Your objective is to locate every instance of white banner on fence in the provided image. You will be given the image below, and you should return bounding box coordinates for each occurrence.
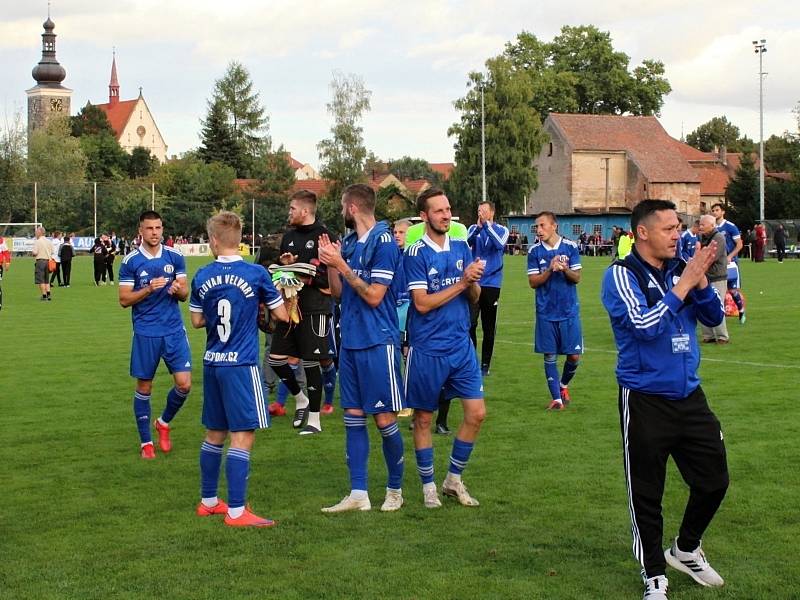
[13,236,98,253]
[174,243,211,256]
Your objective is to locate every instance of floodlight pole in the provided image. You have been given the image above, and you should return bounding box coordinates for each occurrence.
[151,183,155,211]
[34,181,38,224]
[252,198,256,254]
[480,80,487,204]
[753,39,767,222]
[93,182,97,239]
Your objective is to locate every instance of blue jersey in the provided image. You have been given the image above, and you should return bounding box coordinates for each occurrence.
[527,237,582,321]
[467,221,509,288]
[119,245,187,336]
[339,225,401,350]
[716,219,741,260]
[404,235,473,355]
[680,230,698,260]
[189,256,283,367]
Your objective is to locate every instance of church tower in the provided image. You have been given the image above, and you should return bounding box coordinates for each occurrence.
[26,14,72,141]
[109,51,120,105]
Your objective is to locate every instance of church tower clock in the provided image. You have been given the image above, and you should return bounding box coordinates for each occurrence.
[26,15,72,141]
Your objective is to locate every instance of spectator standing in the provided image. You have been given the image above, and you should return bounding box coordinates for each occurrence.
[104,234,117,285]
[601,199,728,600]
[467,201,509,376]
[31,226,53,301]
[50,231,64,287]
[91,236,107,285]
[774,224,787,262]
[697,215,729,344]
[753,222,766,262]
[60,235,74,287]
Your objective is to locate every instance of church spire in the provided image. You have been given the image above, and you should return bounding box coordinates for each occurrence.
[109,49,119,105]
[31,13,66,86]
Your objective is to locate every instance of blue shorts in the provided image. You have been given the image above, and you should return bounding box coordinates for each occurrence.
[404,342,483,411]
[202,364,269,432]
[726,262,740,289]
[534,316,584,355]
[339,344,404,413]
[130,330,192,380]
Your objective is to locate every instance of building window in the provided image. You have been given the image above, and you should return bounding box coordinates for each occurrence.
[700,202,707,213]
[547,142,553,157]
[593,224,602,235]
[530,224,537,234]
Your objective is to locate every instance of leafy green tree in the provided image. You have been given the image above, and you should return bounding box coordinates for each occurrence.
[154,155,238,238]
[127,147,159,179]
[386,156,442,185]
[211,61,270,173]
[448,56,547,219]
[27,118,89,231]
[243,144,296,236]
[686,116,748,152]
[317,70,372,231]
[0,111,29,225]
[763,134,800,173]
[765,177,800,221]
[198,98,246,174]
[725,153,758,231]
[80,132,130,181]
[70,104,115,137]
[503,26,671,120]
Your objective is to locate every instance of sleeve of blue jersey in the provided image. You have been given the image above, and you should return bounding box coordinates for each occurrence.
[569,243,582,270]
[527,245,540,275]
[188,273,203,313]
[118,257,135,286]
[404,247,428,291]
[260,270,284,310]
[174,252,187,278]
[368,237,397,285]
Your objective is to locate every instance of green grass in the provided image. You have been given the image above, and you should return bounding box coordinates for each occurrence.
[1,255,798,599]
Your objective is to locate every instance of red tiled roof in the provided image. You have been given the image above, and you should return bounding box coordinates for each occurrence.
[95,99,137,137]
[235,178,330,197]
[429,162,454,180]
[288,156,304,170]
[671,139,714,161]
[401,179,430,194]
[693,164,730,196]
[548,113,699,183]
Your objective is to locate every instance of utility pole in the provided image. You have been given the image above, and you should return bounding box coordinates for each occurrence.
[480,80,487,203]
[753,39,767,222]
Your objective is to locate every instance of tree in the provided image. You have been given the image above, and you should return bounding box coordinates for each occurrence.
[448,56,547,219]
[317,70,372,231]
[724,153,758,232]
[210,61,270,174]
[80,132,130,181]
[386,156,442,185]
[244,144,296,236]
[503,26,671,121]
[27,118,89,231]
[198,98,245,174]
[70,104,115,137]
[0,111,29,225]
[686,116,749,152]
[763,134,800,173]
[127,147,159,179]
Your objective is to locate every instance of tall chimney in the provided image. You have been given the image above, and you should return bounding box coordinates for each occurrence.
[719,144,727,166]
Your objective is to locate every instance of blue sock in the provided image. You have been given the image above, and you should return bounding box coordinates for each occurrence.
[730,290,744,312]
[200,441,224,499]
[226,448,251,509]
[544,355,561,400]
[378,421,404,490]
[161,386,188,424]
[560,359,580,387]
[133,391,152,444]
[415,447,435,485]
[448,438,474,476]
[344,414,369,491]
[322,363,337,405]
[276,382,289,406]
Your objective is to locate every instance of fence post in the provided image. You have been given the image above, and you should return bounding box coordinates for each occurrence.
[151,183,155,210]
[34,181,38,224]
[93,182,98,239]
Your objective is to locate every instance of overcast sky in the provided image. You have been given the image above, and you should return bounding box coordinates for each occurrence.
[2,1,798,167]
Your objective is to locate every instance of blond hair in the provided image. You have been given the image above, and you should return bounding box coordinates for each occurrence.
[207,211,242,248]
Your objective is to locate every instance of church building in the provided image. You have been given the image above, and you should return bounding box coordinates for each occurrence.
[93,55,169,162]
[26,15,72,140]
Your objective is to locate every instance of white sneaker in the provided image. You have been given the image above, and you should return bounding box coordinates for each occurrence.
[643,575,668,599]
[423,484,442,509]
[664,538,724,587]
[321,494,371,513]
[442,476,480,506]
[380,488,403,512]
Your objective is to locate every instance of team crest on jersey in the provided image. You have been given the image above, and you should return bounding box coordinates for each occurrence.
[164,264,174,274]
[673,276,680,285]
[430,278,440,291]
[305,240,314,249]
[456,259,463,270]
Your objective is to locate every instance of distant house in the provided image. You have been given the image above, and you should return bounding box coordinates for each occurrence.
[288,155,320,180]
[93,55,167,162]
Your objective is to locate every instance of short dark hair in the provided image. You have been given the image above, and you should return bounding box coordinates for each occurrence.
[535,211,557,224]
[139,210,162,223]
[290,189,318,214]
[710,202,724,212]
[631,199,676,236]
[416,187,446,213]
[479,200,496,212]
[342,183,376,212]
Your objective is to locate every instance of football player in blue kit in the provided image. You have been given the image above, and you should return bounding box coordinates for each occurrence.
[190,212,289,528]
[527,211,583,411]
[404,188,487,508]
[119,210,192,459]
[317,184,406,513]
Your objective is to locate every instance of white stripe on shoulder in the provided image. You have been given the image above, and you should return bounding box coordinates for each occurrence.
[406,241,425,256]
[122,250,140,265]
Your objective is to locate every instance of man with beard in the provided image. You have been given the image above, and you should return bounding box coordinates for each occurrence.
[267,189,334,435]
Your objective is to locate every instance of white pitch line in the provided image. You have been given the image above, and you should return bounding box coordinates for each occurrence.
[493,339,800,370]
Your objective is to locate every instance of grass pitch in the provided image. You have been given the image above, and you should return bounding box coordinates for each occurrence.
[1,255,798,599]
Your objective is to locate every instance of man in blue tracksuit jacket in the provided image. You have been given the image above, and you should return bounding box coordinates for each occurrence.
[466,200,509,376]
[601,199,729,600]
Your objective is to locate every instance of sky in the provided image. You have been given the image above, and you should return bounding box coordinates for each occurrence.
[2,0,798,168]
